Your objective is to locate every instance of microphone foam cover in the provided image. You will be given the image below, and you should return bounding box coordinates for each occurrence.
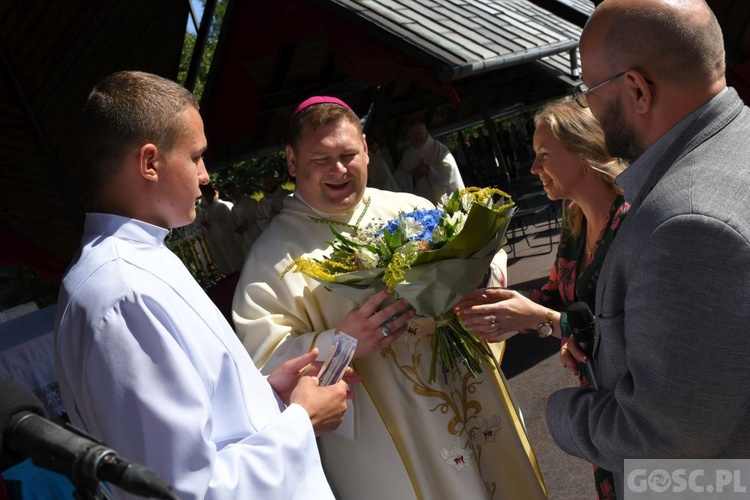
[567,301,594,330]
[0,379,47,466]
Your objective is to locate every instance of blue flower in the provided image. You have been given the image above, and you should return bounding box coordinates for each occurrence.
[383,209,444,242]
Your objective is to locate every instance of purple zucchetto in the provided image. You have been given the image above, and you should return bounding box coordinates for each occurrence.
[292,96,354,117]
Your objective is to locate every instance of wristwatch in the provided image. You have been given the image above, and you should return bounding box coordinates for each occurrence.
[536,309,554,338]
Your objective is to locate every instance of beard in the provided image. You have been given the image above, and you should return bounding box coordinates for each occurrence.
[599,96,640,162]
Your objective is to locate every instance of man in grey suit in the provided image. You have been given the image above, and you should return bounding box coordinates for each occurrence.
[546,0,750,497]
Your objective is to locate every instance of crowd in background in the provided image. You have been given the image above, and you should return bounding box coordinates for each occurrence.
[174,109,543,281]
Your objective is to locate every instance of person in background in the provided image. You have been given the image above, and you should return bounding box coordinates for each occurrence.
[222,181,262,257]
[232,95,546,500]
[256,170,291,231]
[455,97,629,499]
[394,120,465,204]
[55,71,352,499]
[545,0,750,496]
[198,183,244,275]
[365,136,400,191]
[214,186,233,210]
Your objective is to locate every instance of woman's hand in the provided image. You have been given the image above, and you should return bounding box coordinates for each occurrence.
[454,288,548,342]
[560,336,590,382]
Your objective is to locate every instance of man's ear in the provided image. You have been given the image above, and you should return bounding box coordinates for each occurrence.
[138,143,160,183]
[625,70,653,115]
[286,145,297,177]
[361,134,370,168]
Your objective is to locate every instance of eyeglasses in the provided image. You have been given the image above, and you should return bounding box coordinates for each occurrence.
[571,72,626,108]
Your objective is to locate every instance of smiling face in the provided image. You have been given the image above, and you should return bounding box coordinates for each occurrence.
[286,117,368,214]
[530,123,586,201]
[154,107,209,228]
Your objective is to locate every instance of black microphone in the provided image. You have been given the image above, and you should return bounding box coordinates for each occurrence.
[566,302,600,391]
[0,379,179,499]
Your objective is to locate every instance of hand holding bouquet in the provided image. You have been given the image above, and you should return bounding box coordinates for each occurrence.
[284,187,516,382]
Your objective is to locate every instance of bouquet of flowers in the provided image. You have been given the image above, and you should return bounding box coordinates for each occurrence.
[284,187,517,382]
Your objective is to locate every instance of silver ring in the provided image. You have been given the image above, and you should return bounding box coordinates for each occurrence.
[381,325,392,337]
[488,315,496,325]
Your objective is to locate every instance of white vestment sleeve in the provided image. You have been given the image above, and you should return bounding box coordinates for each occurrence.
[55,214,336,500]
[57,283,329,500]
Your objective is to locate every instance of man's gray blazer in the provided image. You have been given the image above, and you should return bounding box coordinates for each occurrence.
[546,87,750,496]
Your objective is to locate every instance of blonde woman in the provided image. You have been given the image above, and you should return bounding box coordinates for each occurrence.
[455,97,629,499]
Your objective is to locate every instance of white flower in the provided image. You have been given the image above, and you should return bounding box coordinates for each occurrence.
[395,240,422,263]
[431,226,447,244]
[438,192,450,207]
[475,415,501,443]
[399,216,424,239]
[460,192,474,212]
[357,247,380,269]
[446,211,467,234]
[440,436,474,471]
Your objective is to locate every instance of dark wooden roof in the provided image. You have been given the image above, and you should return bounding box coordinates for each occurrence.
[0,0,190,265]
[200,0,583,168]
[321,0,582,81]
[1,0,749,274]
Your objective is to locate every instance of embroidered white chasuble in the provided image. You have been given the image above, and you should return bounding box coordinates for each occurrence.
[233,188,547,499]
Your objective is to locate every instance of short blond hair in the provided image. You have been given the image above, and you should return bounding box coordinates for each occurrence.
[81,71,198,187]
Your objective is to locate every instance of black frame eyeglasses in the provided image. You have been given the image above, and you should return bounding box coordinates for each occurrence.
[571,72,626,108]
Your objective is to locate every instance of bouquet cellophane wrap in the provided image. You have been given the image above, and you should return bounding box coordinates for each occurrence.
[312,202,516,317]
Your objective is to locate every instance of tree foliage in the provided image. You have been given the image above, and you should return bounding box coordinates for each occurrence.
[178,0,227,102]
[177,0,289,197]
[212,151,292,198]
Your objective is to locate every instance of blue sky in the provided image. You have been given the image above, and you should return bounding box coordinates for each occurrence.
[186,1,205,34]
